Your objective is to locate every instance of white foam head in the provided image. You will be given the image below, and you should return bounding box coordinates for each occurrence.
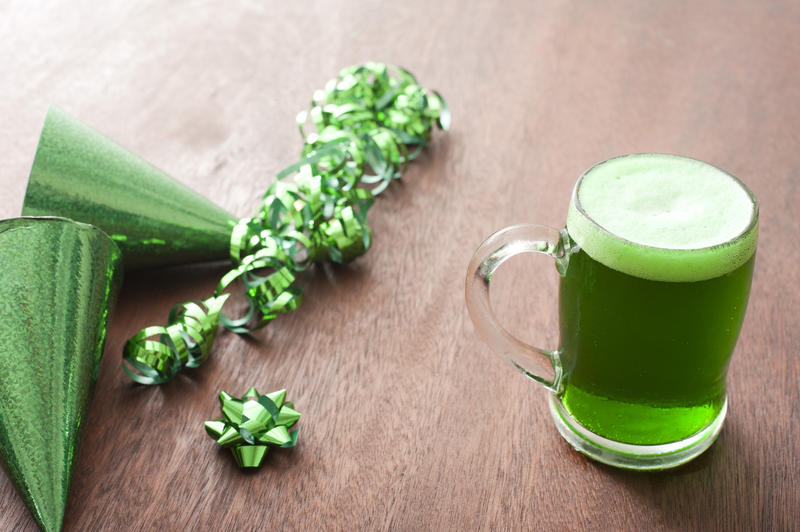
[566,154,758,282]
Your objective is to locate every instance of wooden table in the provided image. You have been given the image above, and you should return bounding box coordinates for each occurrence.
[1,1,798,530]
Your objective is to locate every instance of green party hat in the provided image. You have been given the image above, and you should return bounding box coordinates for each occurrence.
[22,107,238,269]
[0,217,122,532]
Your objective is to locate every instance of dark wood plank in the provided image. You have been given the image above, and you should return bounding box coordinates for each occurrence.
[1,1,798,530]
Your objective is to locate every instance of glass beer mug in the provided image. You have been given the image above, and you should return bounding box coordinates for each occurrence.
[465,153,758,469]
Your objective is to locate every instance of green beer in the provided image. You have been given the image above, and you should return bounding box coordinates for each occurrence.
[466,152,758,468]
[558,153,758,446]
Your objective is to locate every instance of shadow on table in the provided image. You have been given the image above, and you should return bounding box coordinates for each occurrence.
[581,416,766,530]
[117,260,233,310]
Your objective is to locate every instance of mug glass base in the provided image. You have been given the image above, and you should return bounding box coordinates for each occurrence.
[548,393,727,470]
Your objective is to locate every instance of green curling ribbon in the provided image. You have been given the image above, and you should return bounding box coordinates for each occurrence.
[122,294,229,384]
[204,388,300,468]
[215,247,303,333]
[124,61,448,383]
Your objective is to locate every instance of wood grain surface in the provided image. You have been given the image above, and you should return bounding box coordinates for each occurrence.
[1,1,799,530]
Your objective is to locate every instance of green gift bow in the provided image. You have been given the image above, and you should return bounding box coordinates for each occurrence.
[204,388,301,468]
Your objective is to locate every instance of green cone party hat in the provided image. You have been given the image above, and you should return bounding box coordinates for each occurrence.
[22,107,237,269]
[0,217,122,532]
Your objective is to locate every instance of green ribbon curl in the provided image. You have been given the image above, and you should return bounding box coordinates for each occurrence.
[122,294,229,385]
[123,62,449,383]
[204,388,300,468]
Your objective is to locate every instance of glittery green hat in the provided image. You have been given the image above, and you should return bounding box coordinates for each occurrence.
[22,107,237,269]
[0,217,122,532]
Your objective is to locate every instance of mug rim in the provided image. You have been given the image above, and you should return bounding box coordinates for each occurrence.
[570,152,759,254]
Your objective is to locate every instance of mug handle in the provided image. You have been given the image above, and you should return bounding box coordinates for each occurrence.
[465,223,567,393]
